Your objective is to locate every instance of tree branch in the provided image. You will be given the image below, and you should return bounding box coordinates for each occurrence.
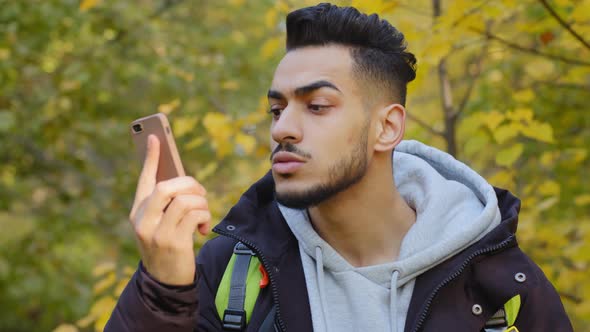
[559,291,583,304]
[454,26,490,118]
[471,27,590,67]
[532,79,590,90]
[539,0,590,50]
[451,0,488,28]
[406,112,445,137]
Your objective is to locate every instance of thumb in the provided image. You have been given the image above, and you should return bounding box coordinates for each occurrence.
[131,135,160,217]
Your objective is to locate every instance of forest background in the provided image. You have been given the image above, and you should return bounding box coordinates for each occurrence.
[0,0,588,331]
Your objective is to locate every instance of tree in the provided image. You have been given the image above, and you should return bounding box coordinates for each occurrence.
[0,0,587,331]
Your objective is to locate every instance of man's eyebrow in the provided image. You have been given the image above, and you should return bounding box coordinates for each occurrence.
[294,80,341,96]
[267,90,285,100]
[267,80,342,100]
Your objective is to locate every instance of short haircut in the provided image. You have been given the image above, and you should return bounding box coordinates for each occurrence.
[286,3,417,106]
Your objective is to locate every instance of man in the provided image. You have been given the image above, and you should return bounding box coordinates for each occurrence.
[106,3,572,331]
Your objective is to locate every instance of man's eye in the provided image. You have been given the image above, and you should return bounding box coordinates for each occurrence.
[308,104,329,112]
[268,108,282,118]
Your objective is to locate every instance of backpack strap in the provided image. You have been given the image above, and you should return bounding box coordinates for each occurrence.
[221,242,255,331]
[258,305,279,332]
[483,294,522,332]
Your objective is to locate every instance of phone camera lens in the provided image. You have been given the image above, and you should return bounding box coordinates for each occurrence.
[132,124,143,133]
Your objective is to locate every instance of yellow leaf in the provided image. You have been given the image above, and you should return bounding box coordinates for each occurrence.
[566,148,587,163]
[351,0,398,14]
[202,112,232,141]
[265,8,278,28]
[575,195,590,206]
[0,48,10,60]
[114,279,128,297]
[458,113,484,137]
[231,31,246,45]
[571,1,590,21]
[94,310,112,332]
[495,143,524,167]
[157,99,181,115]
[525,59,555,79]
[123,266,135,278]
[196,162,218,182]
[52,324,79,332]
[537,196,559,212]
[185,136,206,150]
[422,37,452,64]
[89,296,116,319]
[221,80,240,91]
[79,0,99,11]
[483,111,505,131]
[243,109,267,125]
[76,313,96,328]
[261,37,282,59]
[538,180,560,196]
[540,151,558,167]
[520,121,554,143]
[463,134,489,157]
[92,272,116,295]
[229,0,245,6]
[216,140,234,158]
[488,169,515,188]
[507,108,534,123]
[172,116,198,137]
[91,261,115,278]
[458,12,486,33]
[513,89,535,103]
[493,123,520,144]
[235,133,257,155]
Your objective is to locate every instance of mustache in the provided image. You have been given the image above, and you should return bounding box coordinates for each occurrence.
[270,143,312,161]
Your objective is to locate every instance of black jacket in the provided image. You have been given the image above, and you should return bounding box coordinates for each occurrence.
[106,172,573,331]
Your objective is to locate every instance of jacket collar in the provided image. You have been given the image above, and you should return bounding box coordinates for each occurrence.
[213,173,522,262]
[213,171,296,260]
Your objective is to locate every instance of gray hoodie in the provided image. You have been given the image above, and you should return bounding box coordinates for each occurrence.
[278,140,502,332]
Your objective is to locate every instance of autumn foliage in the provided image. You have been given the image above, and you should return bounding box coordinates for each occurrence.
[0,0,588,331]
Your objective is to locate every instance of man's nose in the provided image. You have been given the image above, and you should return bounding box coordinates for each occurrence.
[270,106,302,144]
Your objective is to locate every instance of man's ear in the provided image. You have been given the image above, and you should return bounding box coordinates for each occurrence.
[374,103,406,152]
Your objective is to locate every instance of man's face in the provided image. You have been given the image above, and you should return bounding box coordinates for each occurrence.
[268,45,373,209]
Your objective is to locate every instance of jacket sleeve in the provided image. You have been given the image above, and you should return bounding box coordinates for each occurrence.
[104,262,198,332]
[513,257,574,331]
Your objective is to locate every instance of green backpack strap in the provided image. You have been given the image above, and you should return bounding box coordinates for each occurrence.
[483,294,522,332]
[503,294,521,326]
[216,242,263,331]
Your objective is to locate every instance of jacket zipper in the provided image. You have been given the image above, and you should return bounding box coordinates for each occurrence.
[214,228,287,332]
[410,235,515,332]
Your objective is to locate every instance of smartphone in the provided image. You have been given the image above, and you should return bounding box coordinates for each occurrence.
[130,113,185,182]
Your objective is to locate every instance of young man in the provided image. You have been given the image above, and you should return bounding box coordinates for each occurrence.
[106,3,572,332]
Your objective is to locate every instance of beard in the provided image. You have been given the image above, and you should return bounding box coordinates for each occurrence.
[274,120,370,209]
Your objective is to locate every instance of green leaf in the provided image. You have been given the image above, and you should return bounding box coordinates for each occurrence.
[495,143,524,167]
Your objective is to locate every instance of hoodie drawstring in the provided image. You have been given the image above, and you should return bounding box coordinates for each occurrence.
[315,246,331,332]
[316,245,401,332]
[390,270,400,332]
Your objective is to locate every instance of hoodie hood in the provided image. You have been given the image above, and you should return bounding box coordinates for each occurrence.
[279,140,502,332]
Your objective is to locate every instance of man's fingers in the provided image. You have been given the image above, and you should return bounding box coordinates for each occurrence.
[178,209,211,237]
[152,195,210,248]
[158,194,208,230]
[142,177,206,217]
[137,135,160,198]
[131,135,160,219]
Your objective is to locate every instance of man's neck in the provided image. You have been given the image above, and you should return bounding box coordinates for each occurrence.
[307,154,416,267]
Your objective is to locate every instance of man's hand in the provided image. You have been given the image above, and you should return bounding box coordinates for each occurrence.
[129,135,211,285]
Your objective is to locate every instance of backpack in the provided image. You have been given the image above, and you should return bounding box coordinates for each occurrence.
[215,242,278,331]
[215,243,522,332]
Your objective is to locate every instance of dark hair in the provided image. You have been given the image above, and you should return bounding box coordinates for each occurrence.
[286,3,417,106]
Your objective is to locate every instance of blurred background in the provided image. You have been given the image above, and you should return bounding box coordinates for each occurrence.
[0,0,588,331]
